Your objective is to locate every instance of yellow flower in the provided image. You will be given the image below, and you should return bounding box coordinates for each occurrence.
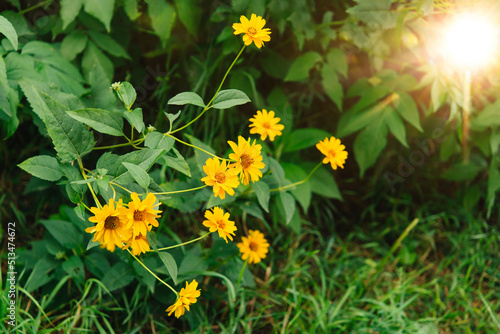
[129,233,150,256]
[166,279,201,318]
[249,109,284,141]
[237,230,269,264]
[316,137,348,170]
[232,13,271,49]
[203,207,237,243]
[120,192,162,237]
[85,199,131,252]
[228,136,265,185]
[201,158,239,199]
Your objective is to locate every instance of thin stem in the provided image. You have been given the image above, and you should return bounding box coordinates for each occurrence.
[270,162,322,193]
[153,184,207,196]
[93,138,144,150]
[165,134,232,162]
[19,0,52,15]
[82,202,92,212]
[169,45,246,134]
[156,233,211,251]
[236,258,249,290]
[77,158,102,209]
[127,248,178,295]
[109,182,133,194]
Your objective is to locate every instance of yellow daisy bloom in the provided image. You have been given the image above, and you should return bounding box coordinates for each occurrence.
[237,230,269,264]
[120,192,162,237]
[316,137,348,170]
[129,233,151,256]
[85,199,131,252]
[232,13,271,49]
[166,279,201,318]
[203,207,237,243]
[201,158,240,199]
[249,109,284,141]
[228,136,265,185]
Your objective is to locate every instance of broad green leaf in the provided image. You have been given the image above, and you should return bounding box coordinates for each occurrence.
[168,92,205,107]
[470,99,500,131]
[62,255,84,285]
[60,31,88,61]
[132,258,157,293]
[123,0,140,20]
[394,92,422,132]
[385,108,408,148]
[211,89,250,109]
[0,15,18,50]
[122,162,150,190]
[252,180,270,213]
[326,48,348,78]
[83,0,115,32]
[283,128,332,153]
[82,42,113,82]
[60,0,84,30]
[25,258,57,292]
[442,162,482,181]
[337,103,388,138]
[284,51,322,81]
[487,163,500,217]
[148,0,176,47]
[115,81,137,110]
[67,108,123,136]
[101,262,135,291]
[346,0,398,29]
[174,0,200,35]
[281,162,311,212]
[164,110,181,131]
[268,157,286,184]
[280,192,296,225]
[158,252,178,284]
[162,148,191,177]
[122,107,145,133]
[321,65,343,111]
[354,119,388,177]
[259,50,291,79]
[41,219,83,249]
[145,131,175,152]
[307,164,342,200]
[88,60,115,109]
[88,31,131,60]
[18,155,63,181]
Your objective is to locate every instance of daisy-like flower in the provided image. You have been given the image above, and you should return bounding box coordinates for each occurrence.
[129,233,151,256]
[237,230,269,264]
[201,158,239,199]
[166,280,201,318]
[316,136,348,170]
[228,136,265,185]
[120,192,162,237]
[232,13,271,49]
[203,207,237,243]
[85,199,131,252]
[249,109,285,141]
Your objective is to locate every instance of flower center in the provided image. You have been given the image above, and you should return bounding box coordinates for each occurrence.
[215,172,226,184]
[328,150,336,158]
[104,216,120,230]
[262,122,271,129]
[216,220,226,230]
[247,27,257,36]
[135,234,143,240]
[240,154,254,169]
[249,241,259,251]
[134,210,145,222]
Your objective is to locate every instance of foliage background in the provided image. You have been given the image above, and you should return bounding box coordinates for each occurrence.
[1,0,499,333]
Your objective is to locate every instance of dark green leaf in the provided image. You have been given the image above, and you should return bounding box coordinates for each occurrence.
[174,0,200,35]
[0,15,18,50]
[162,148,191,177]
[280,191,295,224]
[67,108,123,136]
[385,108,408,147]
[281,162,311,212]
[284,51,322,82]
[41,219,83,249]
[122,162,150,189]
[252,180,270,213]
[18,155,63,181]
[83,0,115,32]
[101,262,135,291]
[123,107,145,133]
[60,31,88,61]
[211,89,251,109]
[145,131,175,152]
[88,31,131,60]
[354,119,388,177]
[394,92,422,132]
[283,128,332,153]
[148,0,176,47]
[158,252,178,284]
[60,0,84,30]
[168,92,205,107]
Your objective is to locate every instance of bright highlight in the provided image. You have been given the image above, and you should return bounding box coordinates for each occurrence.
[440,13,499,69]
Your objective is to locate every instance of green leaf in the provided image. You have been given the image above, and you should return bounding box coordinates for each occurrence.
[394,92,422,132]
[280,192,295,224]
[67,108,123,136]
[326,48,348,78]
[41,219,83,249]
[115,81,137,110]
[60,0,84,30]
[268,157,286,184]
[123,0,140,20]
[88,60,116,109]
[470,99,500,131]
[281,162,311,212]
[252,180,270,213]
[122,162,150,190]
[385,108,408,148]
[18,155,63,181]
[487,163,500,217]
[354,119,388,177]
[122,107,145,133]
[60,31,88,61]
[145,131,175,152]
[0,15,18,50]
[162,148,191,177]
[284,51,322,82]
[185,134,216,168]
[158,252,178,285]
[164,110,181,132]
[82,42,113,82]
[174,0,200,35]
[321,66,343,111]
[307,164,342,200]
[283,128,332,153]
[211,89,251,109]
[101,262,135,291]
[346,0,398,29]
[88,31,131,60]
[62,255,84,285]
[168,92,205,107]
[442,162,482,181]
[83,0,115,32]
[148,0,176,47]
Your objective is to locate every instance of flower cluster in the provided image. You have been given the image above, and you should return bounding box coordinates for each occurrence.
[85,192,161,256]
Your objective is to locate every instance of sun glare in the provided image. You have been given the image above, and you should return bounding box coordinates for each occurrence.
[440,13,499,69]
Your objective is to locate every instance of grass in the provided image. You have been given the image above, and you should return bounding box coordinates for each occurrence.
[4,194,499,333]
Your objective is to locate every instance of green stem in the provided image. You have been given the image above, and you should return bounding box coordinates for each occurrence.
[19,0,52,15]
[153,184,207,196]
[236,258,249,290]
[165,134,232,162]
[77,158,102,209]
[109,182,133,194]
[93,138,144,150]
[127,248,178,296]
[169,45,246,134]
[269,162,322,193]
[157,233,211,251]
